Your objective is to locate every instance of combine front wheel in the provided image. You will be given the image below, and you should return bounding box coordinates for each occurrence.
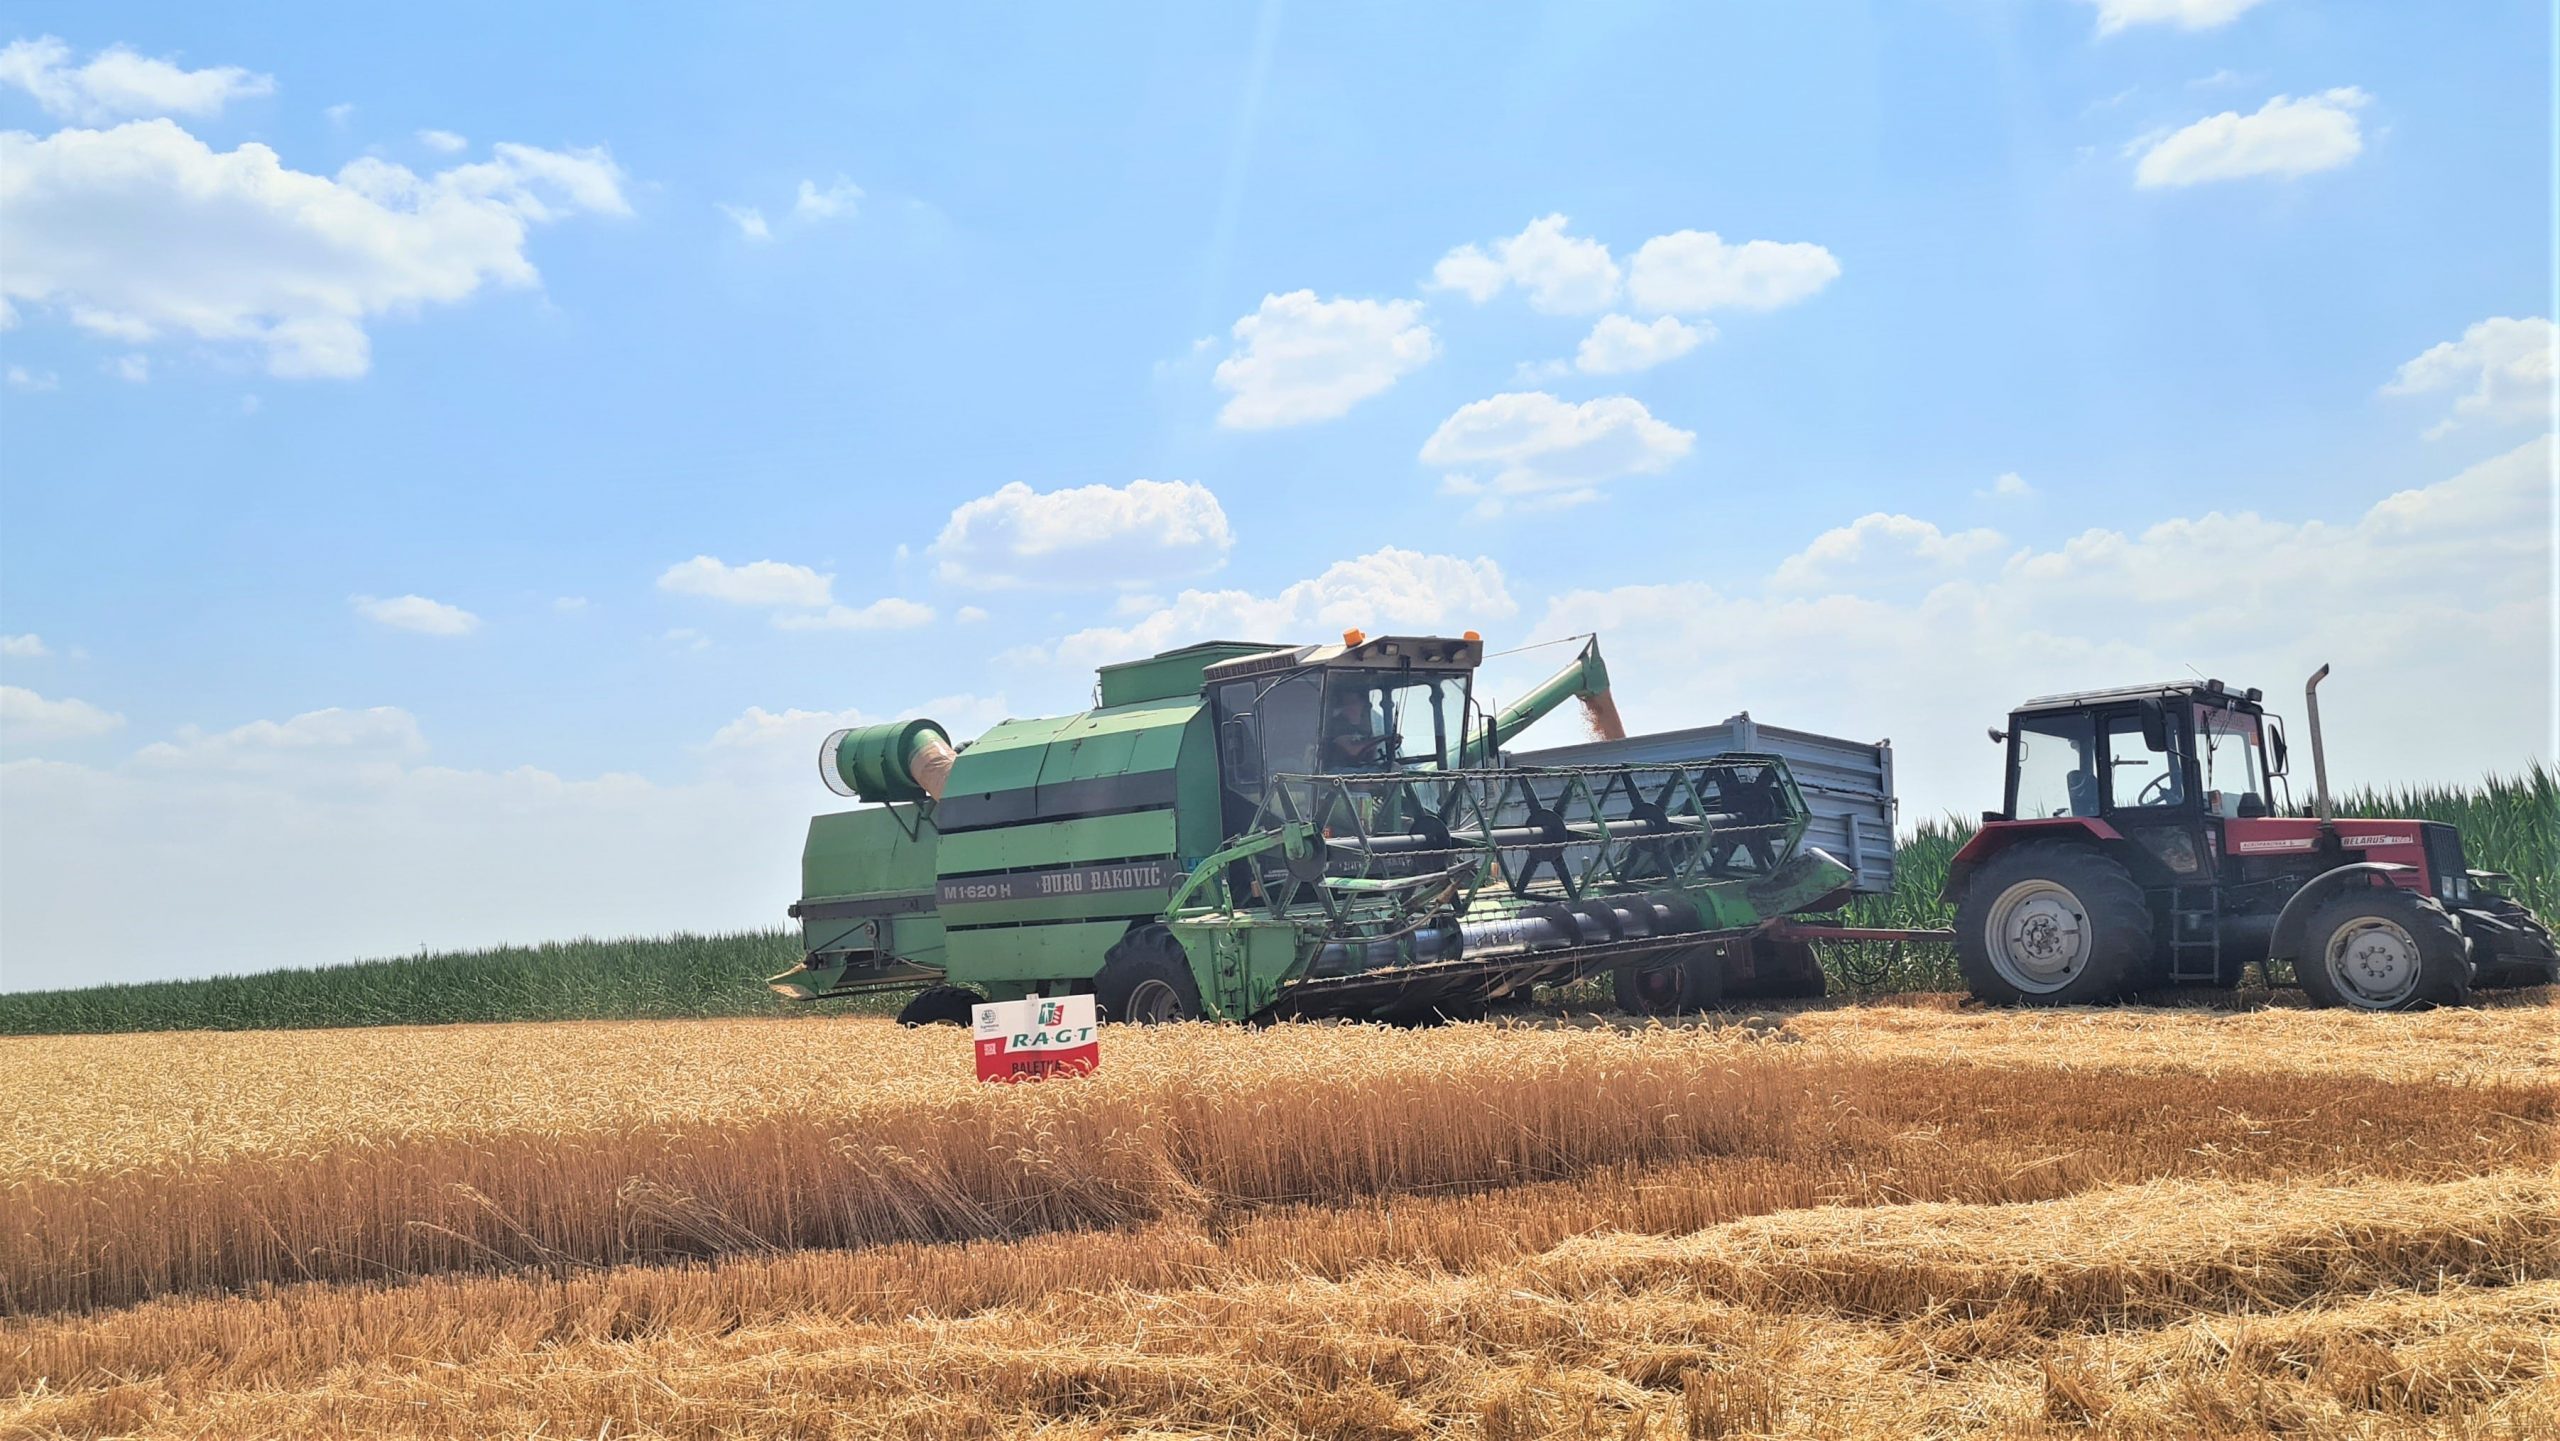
[1096,927,1203,1024]
[1954,843,2151,1006]
[896,985,984,1027]
[1613,946,1724,1016]
[2296,890,2471,1011]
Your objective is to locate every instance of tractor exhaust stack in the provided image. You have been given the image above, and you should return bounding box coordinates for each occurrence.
[2304,663,2334,823]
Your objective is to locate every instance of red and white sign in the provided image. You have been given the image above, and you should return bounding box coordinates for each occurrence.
[972,994,1100,1084]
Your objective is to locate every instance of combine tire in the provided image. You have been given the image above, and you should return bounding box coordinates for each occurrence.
[1726,936,1828,1001]
[896,985,984,1027]
[1096,926,1203,1024]
[2296,889,2471,1011]
[1954,842,2152,1006]
[1613,946,1724,1016]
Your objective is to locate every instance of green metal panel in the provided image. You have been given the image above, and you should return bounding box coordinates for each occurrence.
[801,807,936,913]
[1095,640,1283,708]
[941,713,1079,802]
[938,809,1177,874]
[944,920,1134,992]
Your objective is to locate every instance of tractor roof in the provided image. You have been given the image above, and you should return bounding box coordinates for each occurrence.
[2015,680,2264,713]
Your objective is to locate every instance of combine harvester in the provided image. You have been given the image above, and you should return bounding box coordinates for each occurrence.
[770,634,1897,1023]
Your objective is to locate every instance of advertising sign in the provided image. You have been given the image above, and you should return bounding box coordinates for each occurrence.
[972,994,1100,1083]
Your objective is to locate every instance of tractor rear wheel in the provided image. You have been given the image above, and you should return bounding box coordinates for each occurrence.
[1613,945,1724,1016]
[1954,842,2152,1006]
[2296,889,2471,1011]
[1096,926,1203,1024]
[895,984,984,1027]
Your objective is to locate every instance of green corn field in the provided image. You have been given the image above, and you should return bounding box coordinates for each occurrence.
[1,768,2548,1034]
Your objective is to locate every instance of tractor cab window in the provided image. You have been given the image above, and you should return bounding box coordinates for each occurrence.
[2194,705,2268,817]
[2104,711,2186,811]
[2011,712,2098,819]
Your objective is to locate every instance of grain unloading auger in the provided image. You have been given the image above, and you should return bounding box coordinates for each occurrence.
[770,632,1868,1025]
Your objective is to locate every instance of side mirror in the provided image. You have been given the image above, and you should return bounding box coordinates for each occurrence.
[2267,721,2289,776]
[2138,698,2170,753]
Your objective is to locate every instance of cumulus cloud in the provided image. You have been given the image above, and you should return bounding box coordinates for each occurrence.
[1575,314,1708,374]
[1979,471,2037,501]
[1419,392,1694,516]
[0,120,629,378]
[2382,316,2555,438]
[794,176,862,220]
[718,203,771,241]
[1532,436,2552,824]
[0,634,48,658]
[352,594,480,636]
[1213,291,1437,428]
[2132,89,2369,187]
[0,685,124,743]
[6,365,58,391]
[0,36,273,123]
[1046,548,1516,671]
[1768,514,2007,592]
[769,599,936,632]
[656,556,834,610]
[416,128,468,154]
[1429,214,1621,314]
[2087,0,2270,35]
[1626,231,1841,315]
[933,478,1234,588]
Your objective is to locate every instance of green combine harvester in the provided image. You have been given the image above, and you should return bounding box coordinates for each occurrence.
[770,633,1877,1024]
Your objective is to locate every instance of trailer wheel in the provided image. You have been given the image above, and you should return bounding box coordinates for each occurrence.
[895,985,984,1027]
[1954,842,2151,1006]
[1613,946,1723,1016]
[1096,927,1203,1024]
[2296,889,2471,1011]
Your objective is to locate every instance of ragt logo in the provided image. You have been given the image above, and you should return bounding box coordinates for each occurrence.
[1037,1000,1065,1028]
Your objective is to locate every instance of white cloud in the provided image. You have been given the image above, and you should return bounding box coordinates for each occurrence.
[1575,314,1708,374]
[2382,316,2555,438]
[5,365,57,391]
[324,102,354,127]
[933,479,1235,588]
[0,36,273,123]
[794,176,862,220]
[1626,231,1841,315]
[2132,89,2369,187]
[107,353,148,383]
[0,634,48,658]
[2088,0,2270,36]
[1979,471,2037,500]
[1428,214,1621,314]
[718,203,771,241]
[1212,291,1437,428]
[769,598,936,632]
[1418,392,1694,515]
[0,685,123,742]
[1046,547,1516,671]
[656,556,833,609]
[352,593,480,636]
[1768,513,2007,592]
[1530,436,2553,824]
[1,120,629,378]
[416,129,468,154]
[955,605,990,624]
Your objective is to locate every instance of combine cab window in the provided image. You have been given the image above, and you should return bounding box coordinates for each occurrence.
[1320,672,1467,772]
[2011,712,2098,819]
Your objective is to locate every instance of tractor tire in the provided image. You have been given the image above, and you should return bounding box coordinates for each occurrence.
[1954,841,2153,1006]
[1613,945,1725,1016]
[896,985,984,1027]
[1095,926,1204,1024]
[1726,936,1828,1001]
[2295,889,2472,1011]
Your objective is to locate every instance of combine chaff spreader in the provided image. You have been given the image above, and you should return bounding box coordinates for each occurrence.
[770,634,1884,1023]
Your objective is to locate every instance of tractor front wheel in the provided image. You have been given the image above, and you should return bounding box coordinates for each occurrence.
[2296,889,2471,1011]
[895,985,985,1027]
[1096,927,1204,1024]
[1954,842,2152,1006]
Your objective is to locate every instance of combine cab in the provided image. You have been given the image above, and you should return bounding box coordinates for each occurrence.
[770,634,1879,1023]
[1946,668,2555,1010]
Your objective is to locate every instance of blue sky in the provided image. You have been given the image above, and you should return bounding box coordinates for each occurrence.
[2,1,2551,989]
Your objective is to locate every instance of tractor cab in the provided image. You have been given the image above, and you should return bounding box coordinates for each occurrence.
[1995,679,2290,835]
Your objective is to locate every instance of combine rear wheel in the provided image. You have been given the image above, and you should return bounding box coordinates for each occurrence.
[2296,889,2471,1011]
[896,985,984,1027]
[1613,946,1724,1016]
[1096,926,1203,1024]
[1954,842,2151,1006]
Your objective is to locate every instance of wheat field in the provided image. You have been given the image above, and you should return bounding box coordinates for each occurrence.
[4,998,2554,1438]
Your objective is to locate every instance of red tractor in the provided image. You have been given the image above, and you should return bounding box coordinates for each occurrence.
[1944,667,2555,1011]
